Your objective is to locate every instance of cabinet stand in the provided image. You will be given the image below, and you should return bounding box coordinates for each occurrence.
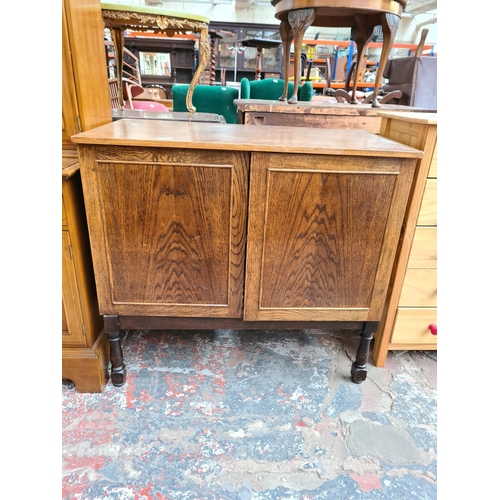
[104,315,374,386]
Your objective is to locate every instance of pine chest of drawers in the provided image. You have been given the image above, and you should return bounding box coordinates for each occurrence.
[372,112,437,366]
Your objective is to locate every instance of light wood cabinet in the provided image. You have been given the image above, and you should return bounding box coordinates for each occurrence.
[62,0,113,391]
[62,157,109,392]
[372,112,437,366]
[73,121,422,387]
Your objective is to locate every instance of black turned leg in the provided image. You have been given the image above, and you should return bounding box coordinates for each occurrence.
[351,321,378,383]
[103,315,126,387]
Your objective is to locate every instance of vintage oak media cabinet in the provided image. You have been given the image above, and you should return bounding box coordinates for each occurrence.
[72,120,422,387]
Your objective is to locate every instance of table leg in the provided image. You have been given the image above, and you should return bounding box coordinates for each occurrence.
[255,46,263,80]
[351,321,378,383]
[287,8,316,104]
[186,25,210,114]
[369,13,400,108]
[349,17,377,104]
[278,20,293,102]
[104,315,126,387]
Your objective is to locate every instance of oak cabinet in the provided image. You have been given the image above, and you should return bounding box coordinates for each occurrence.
[372,112,437,366]
[62,157,109,392]
[74,121,421,387]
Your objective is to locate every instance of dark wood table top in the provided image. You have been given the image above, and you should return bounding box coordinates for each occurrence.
[234,99,435,116]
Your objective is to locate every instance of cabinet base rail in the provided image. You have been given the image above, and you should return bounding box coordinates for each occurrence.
[103,315,376,387]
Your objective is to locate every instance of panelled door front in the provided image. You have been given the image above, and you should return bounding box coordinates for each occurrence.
[79,146,249,318]
[244,152,416,322]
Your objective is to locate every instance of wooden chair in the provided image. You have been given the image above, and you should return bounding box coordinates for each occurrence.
[108,79,121,109]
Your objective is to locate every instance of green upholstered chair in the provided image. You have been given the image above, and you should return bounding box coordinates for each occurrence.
[240,77,314,102]
[172,84,239,124]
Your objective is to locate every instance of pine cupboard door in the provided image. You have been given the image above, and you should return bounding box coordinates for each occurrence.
[244,152,417,322]
[78,146,249,318]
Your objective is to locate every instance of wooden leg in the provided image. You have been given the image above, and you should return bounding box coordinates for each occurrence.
[278,20,292,102]
[288,8,316,104]
[351,321,378,383]
[350,16,376,104]
[370,13,400,108]
[103,315,126,387]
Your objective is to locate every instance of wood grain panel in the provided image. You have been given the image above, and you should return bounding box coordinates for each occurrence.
[79,146,249,317]
[399,268,437,307]
[407,227,437,269]
[260,170,395,308]
[390,308,437,345]
[244,152,417,321]
[416,178,437,226]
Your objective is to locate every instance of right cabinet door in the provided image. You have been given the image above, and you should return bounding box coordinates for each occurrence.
[244,152,416,322]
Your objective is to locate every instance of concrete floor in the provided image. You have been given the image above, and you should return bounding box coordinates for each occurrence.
[62,328,437,499]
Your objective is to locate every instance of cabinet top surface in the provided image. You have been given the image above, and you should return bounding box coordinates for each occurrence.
[235,100,434,117]
[72,120,423,158]
[377,111,438,125]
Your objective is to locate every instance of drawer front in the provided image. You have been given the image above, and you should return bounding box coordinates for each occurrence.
[391,308,437,344]
[399,268,437,307]
[416,178,437,226]
[428,143,437,178]
[407,227,437,269]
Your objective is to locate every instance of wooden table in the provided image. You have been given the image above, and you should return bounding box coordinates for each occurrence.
[101,3,209,113]
[235,99,434,133]
[72,120,422,388]
[271,0,406,106]
[239,38,283,80]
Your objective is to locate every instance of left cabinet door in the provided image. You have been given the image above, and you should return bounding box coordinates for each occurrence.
[79,146,249,319]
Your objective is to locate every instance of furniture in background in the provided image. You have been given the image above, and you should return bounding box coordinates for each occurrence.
[62,0,113,392]
[101,2,210,113]
[239,38,283,80]
[73,120,421,388]
[172,84,239,124]
[63,156,109,392]
[372,111,437,367]
[271,0,406,106]
[235,100,433,132]
[381,56,437,109]
[240,77,313,102]
[123,35,198,98]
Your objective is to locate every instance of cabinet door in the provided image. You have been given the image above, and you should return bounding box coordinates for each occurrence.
[80,146,249,318]
[62,231,87,346]
[244,152,416,322]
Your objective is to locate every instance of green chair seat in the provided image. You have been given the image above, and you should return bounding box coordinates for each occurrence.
[240,78,313,102]
[172,84,239,124]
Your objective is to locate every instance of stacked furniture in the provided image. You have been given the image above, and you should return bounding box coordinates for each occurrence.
[372,111,437,366]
